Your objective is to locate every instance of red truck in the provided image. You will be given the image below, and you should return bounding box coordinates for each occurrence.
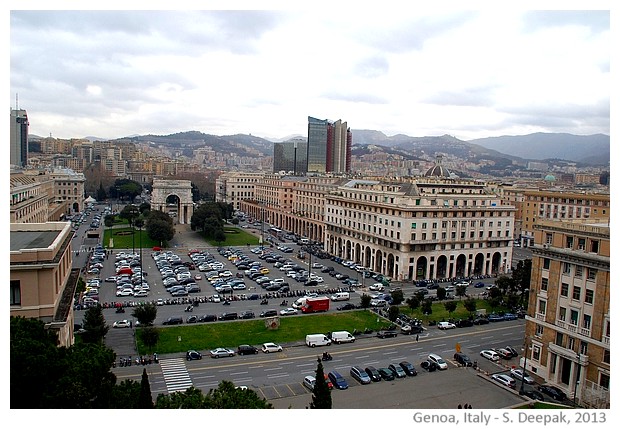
[301,297,330,313]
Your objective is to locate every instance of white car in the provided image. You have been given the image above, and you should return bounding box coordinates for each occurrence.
[491,374,516,388]
[303,375,316,390]
[261,342,282,353]
[510,368,534,384]
[116,288,134,297]
[212,294,221,303]
[437,321,456,330]
[134,290,149,297]
[369,283,385,291]
[279,307,298,316]
[113,320,131,328]
[480,349,500,361]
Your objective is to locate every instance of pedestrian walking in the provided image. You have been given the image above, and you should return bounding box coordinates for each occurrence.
[464,403,468,409]
[416,334,419,342]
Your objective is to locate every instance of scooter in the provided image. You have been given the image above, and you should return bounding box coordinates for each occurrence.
[280,300,288,306]
[260,299,269,305]
[321,352,333,361]
[115,307,125,313]
[184,305,193,312]
[222,300,231,306]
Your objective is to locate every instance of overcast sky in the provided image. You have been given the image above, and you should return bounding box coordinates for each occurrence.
[9,5,611,142]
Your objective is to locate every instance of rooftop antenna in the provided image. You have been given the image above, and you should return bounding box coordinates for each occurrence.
[15,93,18,110]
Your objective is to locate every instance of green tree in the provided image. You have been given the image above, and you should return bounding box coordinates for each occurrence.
[309,358,332,409]
[104,214,116,228]
[155,383,272,409]
[406,295,420,312]
[81,304,109,344]
[146,211,174,245]
[444,300,458,316]
[119,204,140,226]
[463,297,477,314]
[96,182,107,201]
[10,316,117,408]
[436,286,447,300]
[421,299,433,316]
[110,379,141,408]
[155,386,206,408]
[359,294,371,309]
[455,284,468,299]
[110,179,142,202]
[214,228,226,244]
[390,289,404,305]
[387,305,400,322]
[132,302,157,326]
[138,368,154,408]
[139,326,160,352]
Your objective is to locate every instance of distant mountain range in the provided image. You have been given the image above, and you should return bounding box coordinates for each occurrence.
[31,130,609,167]
[352,130,609,166]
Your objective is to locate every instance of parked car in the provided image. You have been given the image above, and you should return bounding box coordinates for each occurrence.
[240,311,255,319]
[455,319,474,328]
[113,319,131,328]
[488,313,505,322]
[492,374,516,388]
[279,307,298,316]
[538,384,567,401]
[420,360,438,372]
[454,352,473,367]
[237,344,259,355]
[163,316,183,325]
[350,366,372,384]
[437,321,456,330]
[473,317,490,325]
[428,353,448,370]
[186,315,198,323]
[197,314,217,322]
[495,348,513,359]
[260,310,278,318]
[209,347,235,358]
[480,349,500,361]
[328,371,349,389]
[377,367,395,381]
[388,364,407,379]
[523,389,544,401]
[261,342,282,353]
[365,366,382,382]
[219,312,238,321]
[337,303,356,311]
[376,329,398,339]
[399,361,418,376]
[186,350,202,360]
[510,368,534,384]
[505,346,520,357]
[303,375,316,391]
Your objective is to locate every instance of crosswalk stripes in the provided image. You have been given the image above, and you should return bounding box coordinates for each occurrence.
[159,358,193,393]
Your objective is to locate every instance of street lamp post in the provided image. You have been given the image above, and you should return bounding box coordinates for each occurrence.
[519,339,530,395]
[573,354,581,406]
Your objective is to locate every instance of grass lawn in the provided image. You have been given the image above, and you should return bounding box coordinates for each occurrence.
[103,227,163,249]
[136,310,390,354]
[203,227,261,247]
[396,299,507,324]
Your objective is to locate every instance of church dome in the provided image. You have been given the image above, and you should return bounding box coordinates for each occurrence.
[424,155,451,178]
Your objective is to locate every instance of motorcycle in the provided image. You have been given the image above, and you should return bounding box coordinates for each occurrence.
[260,299,269,305]
[321,352,333,361]
[222,300,231,306]
[115,307,125,313]
[280,300,288,306]
[184,305,193,312]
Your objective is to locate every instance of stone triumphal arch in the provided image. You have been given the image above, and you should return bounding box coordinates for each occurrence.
[151,178,193,224]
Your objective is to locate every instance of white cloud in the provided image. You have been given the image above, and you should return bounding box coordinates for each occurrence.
[8,8,610,141]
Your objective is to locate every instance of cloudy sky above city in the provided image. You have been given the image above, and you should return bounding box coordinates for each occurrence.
[9,4,611,142]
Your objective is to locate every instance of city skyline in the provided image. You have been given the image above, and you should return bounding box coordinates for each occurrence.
[9,7,610,142]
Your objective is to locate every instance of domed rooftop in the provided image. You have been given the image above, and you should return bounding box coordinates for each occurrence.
[544,174,556,182]
[424,155,451,178]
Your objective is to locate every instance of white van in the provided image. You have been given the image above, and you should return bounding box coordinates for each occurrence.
[305,334,332,347]
[428,353,448,370]
[293,297,308,309]
[331,331,355,344]
[330,292,350,302]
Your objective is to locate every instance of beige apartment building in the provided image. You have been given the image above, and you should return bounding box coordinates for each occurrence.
[521,190,610,247]
[238,169,515,281]
[10,222,80,347]
[216,172,263,210]
[324,178,515,281]
[525,219,610,408]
